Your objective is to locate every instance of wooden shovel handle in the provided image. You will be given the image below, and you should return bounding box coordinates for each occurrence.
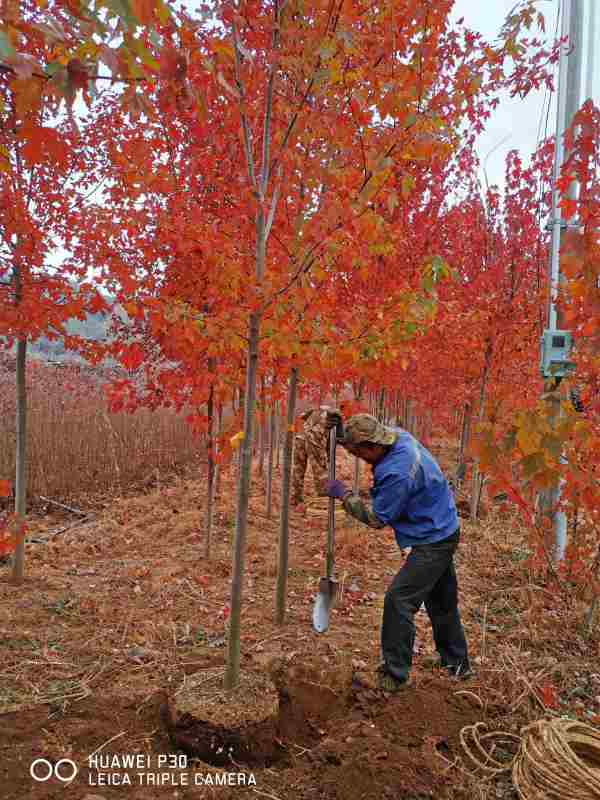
[326,426,336,580]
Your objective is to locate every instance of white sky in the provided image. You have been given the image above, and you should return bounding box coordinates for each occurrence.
[452,0,598,192]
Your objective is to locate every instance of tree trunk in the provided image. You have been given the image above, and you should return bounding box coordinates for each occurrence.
[215,402,224,497]
[205,377,215,559]
[584,597,599,636]
[275,408,281,470]
[377,389,385,421]
[275,367,298,625]
[352,379,364,493]
[266,402,276,519]
[236,386,245,470]
[470,347,492,522]
[257,377,266,476]
[455,402,472,484]
[11,337,27,584]
[405,399,413,434]
[225,313,260,690]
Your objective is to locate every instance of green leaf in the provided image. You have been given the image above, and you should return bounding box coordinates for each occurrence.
[430,255,449,281]
[44,61,64,77]
[319,40,337,61]
[401,175,415,197]
[501,428,517,452]
[102,0,137,30]
[520,452,546,479]
[540,434,562,460]
[0,30,15,60]
[129,36,159,71]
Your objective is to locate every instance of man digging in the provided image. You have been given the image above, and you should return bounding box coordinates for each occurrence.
[324,413,471,693]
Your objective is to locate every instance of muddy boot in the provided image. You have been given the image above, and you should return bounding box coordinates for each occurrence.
[422,655,443,671]
[445,663,473,681]
[351,670,377,691]
[422,657,472,680]
[376,666,411,694]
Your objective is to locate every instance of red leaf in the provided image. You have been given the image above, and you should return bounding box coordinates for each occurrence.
[538,683,559,710]
[0,536,14,556]
[159,47,186,81]
[121,343,145,371]
[67,58,90,90]
[0,480,11,497]
[19,125,69,166]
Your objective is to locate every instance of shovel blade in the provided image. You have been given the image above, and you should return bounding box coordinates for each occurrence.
[312,578,339,633]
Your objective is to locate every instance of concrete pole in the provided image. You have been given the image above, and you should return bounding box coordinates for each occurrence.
[543,0,585,564]
[548,0,573,331]
[565,0,584,122]
[585,0,597,102]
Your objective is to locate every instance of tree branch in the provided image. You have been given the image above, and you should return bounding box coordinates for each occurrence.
[232,23,258,190]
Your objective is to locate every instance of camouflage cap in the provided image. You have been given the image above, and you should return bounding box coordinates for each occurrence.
[342,414,396,447]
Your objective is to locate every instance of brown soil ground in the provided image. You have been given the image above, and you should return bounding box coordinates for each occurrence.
[1,441,599,800]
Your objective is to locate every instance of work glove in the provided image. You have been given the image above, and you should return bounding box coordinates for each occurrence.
[324,409,342,429]
[324,409,345,442]
[324,479,349,500]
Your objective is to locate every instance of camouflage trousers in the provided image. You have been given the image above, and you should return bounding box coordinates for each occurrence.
[291,435,328,505]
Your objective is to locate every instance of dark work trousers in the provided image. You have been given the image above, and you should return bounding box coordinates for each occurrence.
[381,530,469,682]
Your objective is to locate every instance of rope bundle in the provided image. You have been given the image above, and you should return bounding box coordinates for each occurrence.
[461,718,600,799]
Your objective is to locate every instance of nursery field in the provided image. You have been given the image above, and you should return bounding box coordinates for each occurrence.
[2,0,600,797]
[1,444,599,800]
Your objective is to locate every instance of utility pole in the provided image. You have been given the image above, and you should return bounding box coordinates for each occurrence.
[539,0,584,563]
[585,0,597,102]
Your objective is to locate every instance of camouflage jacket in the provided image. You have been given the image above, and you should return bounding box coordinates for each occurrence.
[298,406,333,447]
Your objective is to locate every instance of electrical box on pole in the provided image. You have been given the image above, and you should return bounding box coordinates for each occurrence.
[540,329,575,378]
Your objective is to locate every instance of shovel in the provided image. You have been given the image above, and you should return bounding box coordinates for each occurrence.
[312,426,339,633]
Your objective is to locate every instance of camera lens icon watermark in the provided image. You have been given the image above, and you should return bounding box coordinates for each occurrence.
[30,758,78,783]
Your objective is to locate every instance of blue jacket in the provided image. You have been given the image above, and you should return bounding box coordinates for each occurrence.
[371,429,459,549]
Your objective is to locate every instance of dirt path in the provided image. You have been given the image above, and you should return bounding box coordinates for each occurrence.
[1,442,599,799]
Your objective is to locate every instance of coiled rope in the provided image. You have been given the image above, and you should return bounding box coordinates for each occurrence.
[460,718,600,799]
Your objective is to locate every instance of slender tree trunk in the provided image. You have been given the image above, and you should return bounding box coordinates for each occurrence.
[266,402,276,518]
[11,337,27,583]
[215,402,223,497]
[275,367,298,625]
[405,399,413,434]
[225,314,260,689]
[205,374,215,559]
[377,389,385,421]
[470,348,492,522]
[225,3,281,686]
[352,379,365,493]
[236,386,245,470]
[456,402,472,483]
[258,377,266,478]
[275,408,281,470]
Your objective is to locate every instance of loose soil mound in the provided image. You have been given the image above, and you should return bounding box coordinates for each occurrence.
[163,669,280,765]
[275,664,484,800]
